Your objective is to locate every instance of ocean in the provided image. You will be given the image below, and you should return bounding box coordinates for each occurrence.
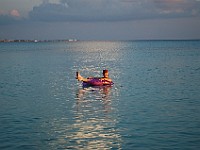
[0,40,200,149]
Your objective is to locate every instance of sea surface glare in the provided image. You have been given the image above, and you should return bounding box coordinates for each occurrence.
[0,41,200,149]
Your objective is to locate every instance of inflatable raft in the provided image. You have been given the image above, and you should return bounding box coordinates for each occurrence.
[82,78,114,87]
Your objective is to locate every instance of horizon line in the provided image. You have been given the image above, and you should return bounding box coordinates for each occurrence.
[1,38,200,43]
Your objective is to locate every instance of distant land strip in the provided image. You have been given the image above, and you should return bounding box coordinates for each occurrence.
[0,39,78,43]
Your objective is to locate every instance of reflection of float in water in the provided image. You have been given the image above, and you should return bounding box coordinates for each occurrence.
[76,86,113,113]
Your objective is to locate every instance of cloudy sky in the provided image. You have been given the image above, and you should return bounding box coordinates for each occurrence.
[0,0,200,40]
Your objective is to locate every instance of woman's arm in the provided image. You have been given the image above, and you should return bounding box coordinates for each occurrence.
[101,77,112,82]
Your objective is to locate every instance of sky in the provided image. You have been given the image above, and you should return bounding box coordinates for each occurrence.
[0,0,200,40]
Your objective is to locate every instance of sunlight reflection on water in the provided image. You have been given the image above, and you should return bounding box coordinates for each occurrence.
[46,86,121,149]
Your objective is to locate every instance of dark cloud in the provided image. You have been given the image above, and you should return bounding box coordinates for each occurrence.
[28,0,200,22]
[0,0,199,24]
[0,0,200,24]
[29,0,134,21]
[0,14,21,25]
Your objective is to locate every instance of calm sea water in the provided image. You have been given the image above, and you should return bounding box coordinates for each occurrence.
[0,41,200,149]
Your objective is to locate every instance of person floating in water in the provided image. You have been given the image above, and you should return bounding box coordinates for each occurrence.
[76,70,113,86]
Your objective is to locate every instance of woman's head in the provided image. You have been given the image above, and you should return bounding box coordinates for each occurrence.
[103,70,109,77]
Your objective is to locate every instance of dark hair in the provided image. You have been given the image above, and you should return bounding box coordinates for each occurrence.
[103,70,108,74]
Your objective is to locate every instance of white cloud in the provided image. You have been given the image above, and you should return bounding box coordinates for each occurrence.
[0,9,21,25]
[10,9,20,17]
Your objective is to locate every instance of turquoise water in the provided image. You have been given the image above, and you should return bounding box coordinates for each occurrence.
[0,41,200,149]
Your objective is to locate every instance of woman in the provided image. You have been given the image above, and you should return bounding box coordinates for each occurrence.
[76,70,113,86]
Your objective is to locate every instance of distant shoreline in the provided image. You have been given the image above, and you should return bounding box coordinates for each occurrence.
[0,39,200,43]
[0,39,78,43]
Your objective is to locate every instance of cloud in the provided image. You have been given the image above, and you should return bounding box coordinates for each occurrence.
[29,0,126,21]
[153,0,200,16]
[0,9,21,25]
[28,0,200,22]
[0,0,199,24]
[10,9,20,17]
